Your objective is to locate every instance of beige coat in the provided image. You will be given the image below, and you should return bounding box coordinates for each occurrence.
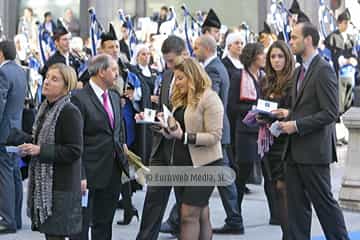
[175,88,224,167]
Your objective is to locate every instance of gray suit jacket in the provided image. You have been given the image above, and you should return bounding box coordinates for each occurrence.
[285,55,338,164]
[205,57,231,145]
[0,61,26,144]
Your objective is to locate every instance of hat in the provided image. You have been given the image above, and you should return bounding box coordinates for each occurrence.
[289,0,301,14]
[337,8,351,22]
[109,23,118,40]
[100,25,117,44]
[202,8,221,29]
[53,19,69,40]
[297,11,310,23]
[259,22,272,35]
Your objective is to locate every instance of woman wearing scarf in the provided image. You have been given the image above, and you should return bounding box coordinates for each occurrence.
[259,40,295,240]
[18,63,83,240]
[227,42,265,226]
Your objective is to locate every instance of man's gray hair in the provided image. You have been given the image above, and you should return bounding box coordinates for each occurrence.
[88,54,113,77]
[198,35,217,54]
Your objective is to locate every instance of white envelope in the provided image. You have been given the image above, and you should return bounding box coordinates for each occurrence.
[269,121,283,137]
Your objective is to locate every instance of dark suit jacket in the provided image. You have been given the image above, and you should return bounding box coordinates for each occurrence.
[119,39,131,62]
[205,57,231,145]
[285,55,338,164]
[40,50,81,78]
[71,84,129,189]
[150,69,173,165]
[0,61,27,144]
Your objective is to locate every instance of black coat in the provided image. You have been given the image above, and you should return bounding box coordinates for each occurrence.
[40,50,81,78]
[119,39,131,62]
[38,102,83,192]
[71,84,129,189]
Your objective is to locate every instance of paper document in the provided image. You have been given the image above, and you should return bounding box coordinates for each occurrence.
[82,190,89,208]
[163,104,172,128]
[269,121,283,137]
[5,146,20,154]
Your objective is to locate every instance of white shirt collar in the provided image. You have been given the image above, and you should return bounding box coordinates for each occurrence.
[89,79,105,103]
[203,54,217,68]
[0,60,10,68]
[138,64,151,77]
[228,55,243,69]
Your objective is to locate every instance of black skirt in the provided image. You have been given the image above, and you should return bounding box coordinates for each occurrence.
[34,190,82,236]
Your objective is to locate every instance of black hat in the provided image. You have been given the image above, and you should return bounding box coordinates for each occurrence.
[202,8,221,29]
[53,19,69,40]
[337,8,351,22]
[109,23,118,40]
[260,22,272,35]
[100,25,117,44]
[289,0,301,14]
[297,11,311,23]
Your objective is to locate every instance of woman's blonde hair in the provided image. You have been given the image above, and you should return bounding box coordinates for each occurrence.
[171,57,211,109]
[48,63,78,92]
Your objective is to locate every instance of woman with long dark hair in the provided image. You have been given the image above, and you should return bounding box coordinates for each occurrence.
[260,40,295,240]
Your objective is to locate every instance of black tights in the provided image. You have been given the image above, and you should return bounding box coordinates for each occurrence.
[275,180,288,240]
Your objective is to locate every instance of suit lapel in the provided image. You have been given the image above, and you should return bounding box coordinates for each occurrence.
[293,55,320,108]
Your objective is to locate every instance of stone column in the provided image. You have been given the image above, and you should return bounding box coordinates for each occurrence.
[339,107,360,211]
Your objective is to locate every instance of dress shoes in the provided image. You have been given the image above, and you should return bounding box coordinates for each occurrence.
[213,224,244,234]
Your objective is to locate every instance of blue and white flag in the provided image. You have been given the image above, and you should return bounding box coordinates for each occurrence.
[88,7,103,56]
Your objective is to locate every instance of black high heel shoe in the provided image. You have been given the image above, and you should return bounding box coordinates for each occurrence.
[117,207,139,225]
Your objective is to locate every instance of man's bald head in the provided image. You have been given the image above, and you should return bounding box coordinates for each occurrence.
[193,35,217,62]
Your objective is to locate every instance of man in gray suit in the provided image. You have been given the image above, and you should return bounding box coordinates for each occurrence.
[193,35,244,234]
[275,22,349,240]
[0,40,26,233]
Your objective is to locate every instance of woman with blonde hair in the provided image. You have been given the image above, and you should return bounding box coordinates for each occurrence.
[17,63,83,240]
[159,57,224,240]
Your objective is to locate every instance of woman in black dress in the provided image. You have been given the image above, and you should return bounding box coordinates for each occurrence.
[18,63,83,240]
[159,57,224,240]
[260,40,295,240]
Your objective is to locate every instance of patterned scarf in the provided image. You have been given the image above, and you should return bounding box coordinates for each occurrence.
[27,95,70,227]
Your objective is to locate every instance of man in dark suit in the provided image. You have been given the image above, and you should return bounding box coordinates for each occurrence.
[71,54,129,240]
[0,40,26,233]
[40,23,81,80]
[193,35,244,234]
[275,22,349,240]
[136,35,188,240]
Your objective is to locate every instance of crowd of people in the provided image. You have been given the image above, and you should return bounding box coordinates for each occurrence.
[0,0,359,240]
